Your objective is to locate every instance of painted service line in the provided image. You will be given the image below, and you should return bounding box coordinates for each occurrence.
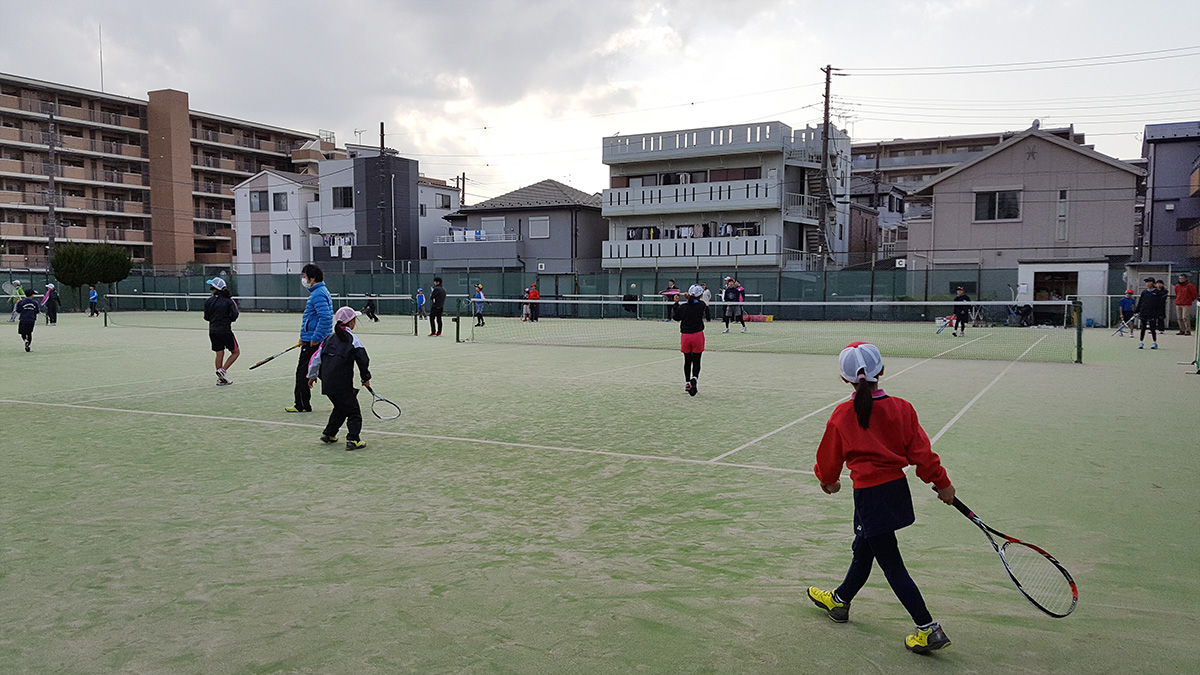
[575,355,681,378]
[928,334,1047,446]
[0,399,806,476]
[706,333,992,463]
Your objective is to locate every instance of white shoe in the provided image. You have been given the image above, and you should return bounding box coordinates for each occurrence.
[722,328,729,333]
[741,326,747,333]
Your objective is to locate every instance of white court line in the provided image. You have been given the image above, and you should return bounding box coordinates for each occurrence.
[928,334,1047,446]
[0,398,806,476]
[706,334,992,463]
[575,356,680,378]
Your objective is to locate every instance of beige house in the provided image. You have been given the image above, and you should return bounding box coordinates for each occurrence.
[908,125,1144,273]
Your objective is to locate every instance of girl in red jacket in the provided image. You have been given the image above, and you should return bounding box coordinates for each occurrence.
[807,341,956,654]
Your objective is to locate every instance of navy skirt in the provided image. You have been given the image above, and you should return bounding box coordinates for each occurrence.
[852,477,915,539]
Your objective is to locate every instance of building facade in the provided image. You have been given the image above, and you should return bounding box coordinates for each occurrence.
[231,170,319,275]
[848,175,907,259]
[599,121,850,271]
[434,179,604,275]
[0,72,340,271]
[1141,121,1200,264]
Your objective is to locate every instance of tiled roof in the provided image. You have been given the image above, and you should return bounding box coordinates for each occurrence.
[462,179,600,211]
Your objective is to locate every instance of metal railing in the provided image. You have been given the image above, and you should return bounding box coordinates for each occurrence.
[784,192,822,222]
[434,232,519,243]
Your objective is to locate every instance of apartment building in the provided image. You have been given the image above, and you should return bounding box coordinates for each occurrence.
[0,72,341,271]
[600,121,850,271]
[416,175,462,262]
[230,170,319,275]
[1141,121,1200,263]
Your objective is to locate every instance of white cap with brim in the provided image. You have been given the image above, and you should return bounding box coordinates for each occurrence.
[688,284,704,297]
[839,342,884,383]
[208,277,226,290]
[334,306,362,324]
[45,283,54,289]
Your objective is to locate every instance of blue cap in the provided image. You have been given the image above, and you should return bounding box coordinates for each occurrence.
[208,277,226,290]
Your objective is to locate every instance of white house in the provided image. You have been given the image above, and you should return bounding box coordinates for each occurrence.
[231,169,319,275]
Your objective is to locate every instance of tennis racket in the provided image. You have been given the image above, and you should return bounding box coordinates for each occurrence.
[947,493,1078,617]
[2,281,14,295]
[936,316,954,334]
[364,384,401,420]
[248,342,302,370]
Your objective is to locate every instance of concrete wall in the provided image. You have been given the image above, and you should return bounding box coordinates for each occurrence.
[1145,135,1200,262]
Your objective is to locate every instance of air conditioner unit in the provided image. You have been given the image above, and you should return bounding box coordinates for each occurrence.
[895,258,907,268]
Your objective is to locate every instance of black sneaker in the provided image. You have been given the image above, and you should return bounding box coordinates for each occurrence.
[905,623,951,653]
[320,434,339,444]
[346,440,366,451]
[689,377,698,396]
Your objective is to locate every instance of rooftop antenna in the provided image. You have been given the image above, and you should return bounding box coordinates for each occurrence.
[354,128,366,144]
[98,24,105,92]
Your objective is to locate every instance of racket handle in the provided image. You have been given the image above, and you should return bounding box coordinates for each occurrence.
[931,486,975,518]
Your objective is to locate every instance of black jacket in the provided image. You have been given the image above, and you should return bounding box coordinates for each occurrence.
[43,289,61,310]
[953,293,971,316]
[430,285,447,310]
[1136,288,1166,318]
[310,329,372,395]
[15,298,39,323]
[203,294,239,332]
[673,299,706,334]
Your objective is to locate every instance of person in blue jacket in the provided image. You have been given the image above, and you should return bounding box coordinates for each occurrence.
[88,285,100,317]
[287,264,333,412]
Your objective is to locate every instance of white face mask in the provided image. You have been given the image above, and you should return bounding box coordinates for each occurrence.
[300,276,311,288]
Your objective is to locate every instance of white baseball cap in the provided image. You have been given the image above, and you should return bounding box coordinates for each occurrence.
[45,283,54,289]
[839,342,884,383]
[688,284,704,297]
[208,277,226,290]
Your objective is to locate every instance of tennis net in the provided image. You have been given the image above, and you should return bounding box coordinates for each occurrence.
[104,293,421,336]
[455,297,1083,362]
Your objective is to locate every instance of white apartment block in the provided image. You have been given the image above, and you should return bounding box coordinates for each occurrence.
[231,170,318,275]
[600,121,850,271]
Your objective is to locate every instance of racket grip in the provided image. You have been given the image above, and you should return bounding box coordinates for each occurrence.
[931,486,975,518]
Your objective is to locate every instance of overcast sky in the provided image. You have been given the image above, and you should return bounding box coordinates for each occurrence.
[2,0,1198,202]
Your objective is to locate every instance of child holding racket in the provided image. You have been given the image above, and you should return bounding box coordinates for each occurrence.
[307,306,372,450]
[807,341,956,654]
[673,284,706,396]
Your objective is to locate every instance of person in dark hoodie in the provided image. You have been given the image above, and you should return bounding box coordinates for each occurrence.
[308,306,373,451]
[1135,277,1163,350]
[673,284,707,396]
[203,277,240,385]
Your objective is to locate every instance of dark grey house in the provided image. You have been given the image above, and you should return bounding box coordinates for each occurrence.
[1142,122,1200,264]
[432,179,605,274]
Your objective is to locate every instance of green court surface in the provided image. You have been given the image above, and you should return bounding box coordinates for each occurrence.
[1,314,1196,674]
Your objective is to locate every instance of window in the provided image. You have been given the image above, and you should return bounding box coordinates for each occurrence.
[419,203,426,217]
[435,193,451,209]
[249,190,268,212]
[332,186,353,209]
[272,192,287,211]
[974,190,1021,221]
[1056,190,1068,241]
[251,235,270,253]
[529,216,550,239]
[282,234,292,250]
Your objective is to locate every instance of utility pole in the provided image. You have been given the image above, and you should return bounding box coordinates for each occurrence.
[45,110,58,275]
[819,65,838,269]
[379,122,387,269]
[460,172,466,206]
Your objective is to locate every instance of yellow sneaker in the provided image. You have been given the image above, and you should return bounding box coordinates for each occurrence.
[807,586,849,623]
[905,623,951,654]
[345,440,366,451]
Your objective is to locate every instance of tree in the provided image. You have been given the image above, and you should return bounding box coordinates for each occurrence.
[91,244,133,286]
[49,243,132,310]
[49,243,92,308]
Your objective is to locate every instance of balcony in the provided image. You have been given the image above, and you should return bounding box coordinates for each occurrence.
[193,180,232,196]
[1,253,49,268]
[784,193,822,224]
[0,221,149,243]
[194,207,233,222]
[0,94,147,131]
[0,158,148,187]
[194,222,232,238]
[192,155,255,174]
[433,232,518,243]
[603,122,793,164]
[603,180,782,217]
[601,234,783,269]
[0,190,150,216]
[190,128,293,156]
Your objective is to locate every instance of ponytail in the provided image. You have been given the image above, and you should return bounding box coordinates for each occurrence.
[852,372,876,429]
[334,320,351,342]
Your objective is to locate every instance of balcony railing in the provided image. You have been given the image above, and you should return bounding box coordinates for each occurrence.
[603,235,782,267]
[0,126,147,158]
[0,190,149,215]
[0,221,149,242]
[193,180,232,195]
[434,232,519,243]
[194,207,233,221]
[784,192,822,222]
[0,158,148,187]
[603,179,780,217]
[782,248,825,271]
[194,223,231,237]
[0,94,147,130]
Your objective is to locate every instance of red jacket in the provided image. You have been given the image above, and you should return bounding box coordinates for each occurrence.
[528,287,540,300]
[815,392,951,490]
[1174,280,1197,307]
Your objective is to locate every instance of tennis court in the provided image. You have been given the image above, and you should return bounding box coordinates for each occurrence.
[0,312,1197,674]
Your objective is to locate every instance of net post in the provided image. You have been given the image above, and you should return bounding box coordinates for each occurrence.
[455,298,462,342]
[1073,300,1083,363]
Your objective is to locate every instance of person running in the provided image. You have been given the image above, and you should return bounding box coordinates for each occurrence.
[473,284,486,327]
[416,288,427,319]
[1175,273,1197,336]
[528,283,540,321]
[203,277,240,386]
[287,264,333,412]
[88,285,100,317]
[361,294,380,323]
[700,282,713,322]
[722,277,747,333]
[8,280,23,322]
[40,283,61,326]
[673,284,707,396]
[429,277,447,336]
[307,306,372,451]
[15,288,38,351]
[807,341,956,654]
[1117,289,1136,338]
[951,286,971,337]
[1135,278,1162,350]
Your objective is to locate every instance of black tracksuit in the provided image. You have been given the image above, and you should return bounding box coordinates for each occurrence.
[308,328,373,442]
[953,293,971,333]
[1136,288,1166,341]
[42,289,61,325]
[430,285,446,334]
[15,297,38,348]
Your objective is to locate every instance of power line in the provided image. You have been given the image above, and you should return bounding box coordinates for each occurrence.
[842,45,1200,76]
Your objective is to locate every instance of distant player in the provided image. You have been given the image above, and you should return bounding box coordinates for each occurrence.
[88,285,100,317]
[415,288,427,319]
[951,286,970,337]
[8,279,22,322]
[522,288,532,321]
[307,306,372,450]
[1117,290,1136,338]
[15,288,38,351]
[1135,277,1162,349]
[429,277,446,336]
[361,294,380,322]
[807,341,956,654]
[722,277,746,333]
[673,284,707,396]
[203,277,240,385]
[528,283,540,322]
[40,283,61,326]
[473,284,486,327]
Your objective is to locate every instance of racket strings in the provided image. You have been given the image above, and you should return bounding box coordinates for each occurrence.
[1001,542,1076,616]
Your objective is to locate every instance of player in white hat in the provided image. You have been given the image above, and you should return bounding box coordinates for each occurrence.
[672,284,708,395]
